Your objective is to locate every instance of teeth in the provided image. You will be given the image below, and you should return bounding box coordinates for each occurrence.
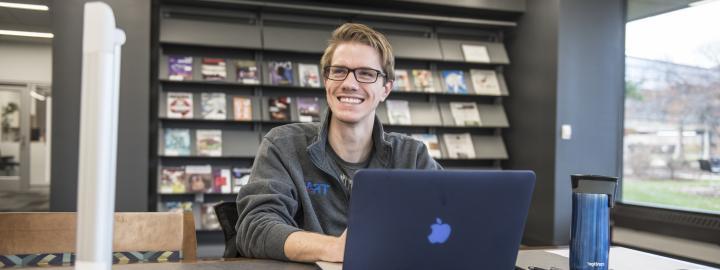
[339,97,363,104]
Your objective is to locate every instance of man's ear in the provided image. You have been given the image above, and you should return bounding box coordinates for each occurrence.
[382,80,394,102]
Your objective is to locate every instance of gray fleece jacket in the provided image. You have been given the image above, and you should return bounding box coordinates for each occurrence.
[234,111,442,260]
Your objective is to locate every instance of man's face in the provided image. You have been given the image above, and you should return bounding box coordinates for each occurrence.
[325,42,392,125]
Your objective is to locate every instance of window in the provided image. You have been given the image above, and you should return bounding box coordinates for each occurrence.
[623,1,720,214]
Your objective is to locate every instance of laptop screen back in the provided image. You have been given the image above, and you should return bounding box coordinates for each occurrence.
[343,169,535,270]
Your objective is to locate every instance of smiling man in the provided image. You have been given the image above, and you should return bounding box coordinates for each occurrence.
[234,23,442,263]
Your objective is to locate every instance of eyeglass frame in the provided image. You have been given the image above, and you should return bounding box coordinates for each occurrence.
[323,66,387,84]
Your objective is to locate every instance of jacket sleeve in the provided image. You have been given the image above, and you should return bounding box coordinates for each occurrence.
[416,143,444,170]
[235,137,302,260]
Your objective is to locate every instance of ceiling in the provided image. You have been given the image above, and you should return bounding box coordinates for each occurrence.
[0,0,50,43]
[0,0,707,42]
[627,0,702,21]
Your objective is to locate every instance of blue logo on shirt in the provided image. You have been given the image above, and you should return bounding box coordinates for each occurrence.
[306,181,330,196]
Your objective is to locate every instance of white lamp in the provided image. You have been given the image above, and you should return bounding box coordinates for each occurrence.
[75,2,125,270]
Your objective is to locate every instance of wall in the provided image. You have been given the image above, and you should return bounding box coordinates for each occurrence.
[0,41,52,83]
[554,0,625,243]
[505,0,624,245]
[50,0,151,211]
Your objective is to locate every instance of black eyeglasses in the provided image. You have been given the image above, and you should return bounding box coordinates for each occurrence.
[323,66,386,83]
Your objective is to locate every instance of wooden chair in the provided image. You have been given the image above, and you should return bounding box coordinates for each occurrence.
[0,212,197,267]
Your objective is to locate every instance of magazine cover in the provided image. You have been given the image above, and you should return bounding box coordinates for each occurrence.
[461,44,490,63]
[385,100,412,125]
[232,167,252,193]
[470,69,501,96]
[201,203,221,230]
[211,168,232,194]
[160,201,193,213]
[164,128,191,156]
[268,97,291,121]
[159,167,187,194]
[411,69,436,92]
[449,102,482,126]
[195,129,222,157]
[393,69,411,91]
[236,60,260,84]
[196,129,222,156]
[166,92,193,119]
[201,58,227,81]
[269,61,294,85]
[186,165,213,193]
[411,134,442,159]
[442,133,476,159]
[200,57,227,81]
[297,97,321,122]
[298,63,321,87]
[168,56,193,81]
[201,92,227,120]
[442,70,468,94]
[233,96,253,121]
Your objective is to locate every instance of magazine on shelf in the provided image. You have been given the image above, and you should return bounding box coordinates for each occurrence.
[236,60,260,84]
[297,97,321,122]
[442,70,468,94]
[211,167,232,194]
[411,134,442,159]
[461,44,491,63]
[412,69,436,92]
[201,92,227,120]
[268,97,291,121]
[298,63,321,88]
[232,167,252,193]
[168,56,193,81]
[160,201,194,213]
[470,69,502,96]
[233,96,253,121]
[269,61,294,85]
[393,69,411,91]
[159,167,187,194]
[201,203,221,230]
[186,165,213,193]
[449,102,482,126]
[164,128,191,156]
[201,57,227,81]
[196,129,222,157]
[385,100,412,125]
[442,133,476,159]
[166,92,193,119]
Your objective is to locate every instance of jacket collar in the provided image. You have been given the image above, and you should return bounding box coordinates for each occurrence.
[307,110,392,176]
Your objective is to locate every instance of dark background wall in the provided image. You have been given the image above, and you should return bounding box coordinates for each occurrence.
[47,0,625,247]
[50,0,151,212]
[505,0,624,245]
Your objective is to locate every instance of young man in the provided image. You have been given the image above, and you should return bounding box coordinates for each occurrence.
[235,23,442,263]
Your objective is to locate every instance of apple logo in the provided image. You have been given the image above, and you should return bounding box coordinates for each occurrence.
[428,218,451,244]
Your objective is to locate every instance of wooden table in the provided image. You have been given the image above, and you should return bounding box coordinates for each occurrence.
[15,258,319,270]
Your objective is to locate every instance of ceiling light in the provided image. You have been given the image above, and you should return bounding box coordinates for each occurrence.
[0,2,48,11]
[0,29,53,38]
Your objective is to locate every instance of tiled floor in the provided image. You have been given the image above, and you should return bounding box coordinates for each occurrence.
[0,188,49,211]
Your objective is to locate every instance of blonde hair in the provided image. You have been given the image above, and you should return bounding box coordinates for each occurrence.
[320,23,395,82]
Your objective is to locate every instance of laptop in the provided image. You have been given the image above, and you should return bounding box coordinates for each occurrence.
[317,169,536,270]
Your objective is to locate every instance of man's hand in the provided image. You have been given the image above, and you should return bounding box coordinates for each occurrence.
[320,229,347,262]
[284,229,347,263]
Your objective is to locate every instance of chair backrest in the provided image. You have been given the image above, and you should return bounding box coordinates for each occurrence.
[213,201,240,257]
[0,212,197,264]
[699,160,712,171]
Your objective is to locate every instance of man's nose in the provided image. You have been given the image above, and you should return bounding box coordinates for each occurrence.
[340,71,360,91]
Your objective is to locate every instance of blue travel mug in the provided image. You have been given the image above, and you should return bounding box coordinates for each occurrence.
[569,175,618,270]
